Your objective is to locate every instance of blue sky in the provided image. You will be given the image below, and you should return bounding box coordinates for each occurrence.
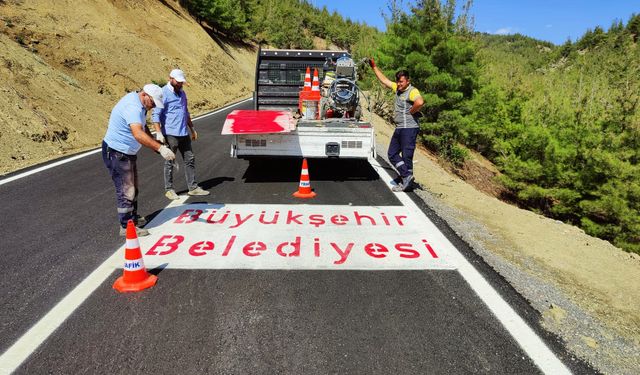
[309,0,639,45]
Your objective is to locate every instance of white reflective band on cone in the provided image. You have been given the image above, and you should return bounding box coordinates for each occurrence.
[300,181,310,187]
[126,238,140,249]
[123,259,145,271]
[301,169,308,174]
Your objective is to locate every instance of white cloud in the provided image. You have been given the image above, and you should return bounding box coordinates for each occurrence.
[545,24,553,28]
[494,27,513,35]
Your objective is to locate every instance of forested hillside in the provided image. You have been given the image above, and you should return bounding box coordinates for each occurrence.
[178,0,381,53]
[465,19,640,254]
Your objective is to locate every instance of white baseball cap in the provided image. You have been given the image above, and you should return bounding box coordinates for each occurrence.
[142,84,164,109]
[170,69,187,83]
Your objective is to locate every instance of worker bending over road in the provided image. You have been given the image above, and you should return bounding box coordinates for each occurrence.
[102,84,176,236]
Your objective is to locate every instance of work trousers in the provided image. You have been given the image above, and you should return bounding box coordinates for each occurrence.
[164,135,197,191]
[102,141,138,228]
[388,127,419,179]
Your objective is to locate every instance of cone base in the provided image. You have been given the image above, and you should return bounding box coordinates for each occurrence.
[293,190,316,199]
[113,274,158,293]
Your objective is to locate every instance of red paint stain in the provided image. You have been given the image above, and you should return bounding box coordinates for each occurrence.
[227,110,288,134]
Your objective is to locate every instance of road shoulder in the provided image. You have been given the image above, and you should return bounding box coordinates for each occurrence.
[366,108,640,374]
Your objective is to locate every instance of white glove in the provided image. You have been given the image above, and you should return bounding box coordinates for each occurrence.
[155,132,165,143]
[158,145,175,161]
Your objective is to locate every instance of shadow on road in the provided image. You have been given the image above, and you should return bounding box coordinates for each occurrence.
[148,263,169,276]
[197,176,235,191]
[242,158,380,183]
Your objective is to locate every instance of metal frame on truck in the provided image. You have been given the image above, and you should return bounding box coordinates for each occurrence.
[227,48,376,160]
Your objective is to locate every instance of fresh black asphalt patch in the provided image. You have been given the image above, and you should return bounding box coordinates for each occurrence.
[18,270,541,375]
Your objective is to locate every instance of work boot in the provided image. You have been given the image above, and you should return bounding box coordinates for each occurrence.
[402,174,414,191]
[392,175,414,192]
[135,216,147,227]
[119,226,149,237]
[165,189,180,200]
[188,186,210,196]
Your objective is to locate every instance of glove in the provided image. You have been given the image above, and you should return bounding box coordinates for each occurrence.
[155,132,165,143]
[190,129,198,141]
[158,145,175,161]
[368,57,376,68]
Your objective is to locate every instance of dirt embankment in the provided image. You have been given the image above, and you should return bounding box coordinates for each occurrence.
[0,0,254,175]
[1,0,639,373]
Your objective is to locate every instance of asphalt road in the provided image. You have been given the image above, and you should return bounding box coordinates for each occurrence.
[0,100,596,374]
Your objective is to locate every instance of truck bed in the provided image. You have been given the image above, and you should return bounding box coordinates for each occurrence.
[226,48,376,159]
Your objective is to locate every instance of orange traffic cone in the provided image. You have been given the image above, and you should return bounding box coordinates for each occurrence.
[303,66,311,92]
[113,220,157,292]
[311,68,320,98]
[293,158,316,199]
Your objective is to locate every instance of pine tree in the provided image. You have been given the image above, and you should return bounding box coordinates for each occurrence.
[627,13,640,42]
[373,0,477,162]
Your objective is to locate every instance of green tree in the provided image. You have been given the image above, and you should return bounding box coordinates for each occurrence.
[372,0,478,163]
[627,13,640,42]
[180,0,255,40]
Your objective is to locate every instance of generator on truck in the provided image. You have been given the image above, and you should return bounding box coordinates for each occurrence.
[222,48,376,160]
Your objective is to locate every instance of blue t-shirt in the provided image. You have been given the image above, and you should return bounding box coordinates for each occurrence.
[103,92,146,155]
[152,84,190,137]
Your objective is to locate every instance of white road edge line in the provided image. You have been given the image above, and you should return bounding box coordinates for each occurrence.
[0,250,120,374]
[0,98,252,187]
[0,196,189,374]
[0,100,251,373]
[369,158,571,375]
[192,97,252,121]
[0,149,102,187]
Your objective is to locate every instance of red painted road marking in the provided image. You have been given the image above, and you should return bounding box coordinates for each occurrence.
[138,204,454,270]
[221,110,294,134]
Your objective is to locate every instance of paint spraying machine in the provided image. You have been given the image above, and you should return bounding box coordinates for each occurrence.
[320,55,362,120]
[222,48,375,160]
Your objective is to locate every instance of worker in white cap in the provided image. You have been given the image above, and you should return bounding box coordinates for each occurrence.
[102,84,176,236]
[153,69,210,199]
